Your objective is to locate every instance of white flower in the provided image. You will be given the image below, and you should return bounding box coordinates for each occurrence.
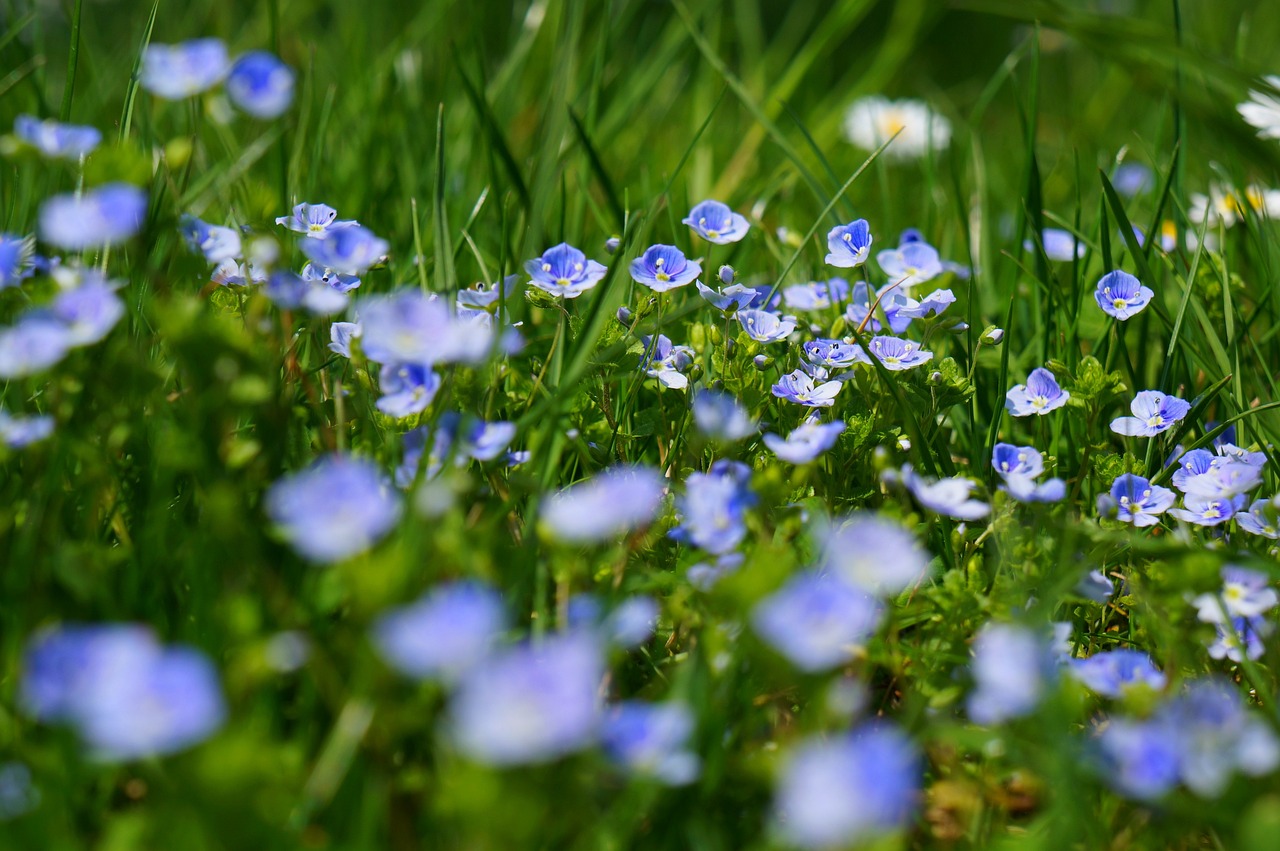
[1238,76,1280,140]
[842,97,950,161]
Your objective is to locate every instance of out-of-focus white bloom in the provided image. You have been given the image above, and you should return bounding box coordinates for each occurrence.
[1238,76,1280,140]
[842,97,950,161]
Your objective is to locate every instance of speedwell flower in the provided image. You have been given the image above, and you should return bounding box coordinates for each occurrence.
[0,409,54,449]
[1237,498,1280,538]
[865,335,932,370]
[602,701,700,786]
[803,338,867,369]
[736,308,796,343]
[695,280,759,312]
[751,571,882,672]
[630,244,700,292]
[1111,390,1191,437]
[875,241,942,290]
[265,455,402,564]
[1025,228,1084,262]
[683,200,749,244]
[276,202,359,238]
[1192,566,1278,624]
[670,460,755,554]
[825,219,872,267]
[763,419,845,464]
[371,581,505,682]
[1109,473,1176,527]
[967,623,1055,724]
[1005,368,1070,417]
[225,51,295,119]
[139,39,229,99]
[38,183,147,251]
[772,369,842,408]
[526,242,607,298]
[300,225,387,275]
[1169,494,1245,527]
[375,363,441,418]
[540,467,665,544]
[640,334,694,390]
[782,278,848,311]
[901,466,989,520]
[1095,270,1153,320]
[13,115,101,160]
[817,513,930,595]
[1070,650,1166,698]
[692,390,756,441]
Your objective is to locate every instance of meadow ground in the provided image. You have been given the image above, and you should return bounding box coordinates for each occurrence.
[5,0,1280,848]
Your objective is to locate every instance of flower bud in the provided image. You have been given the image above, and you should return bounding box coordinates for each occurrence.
[753,354,772,371]
[605,236,621,254]
[980,326,1004,346]
[616,305,633,325]
[718,264,735,285]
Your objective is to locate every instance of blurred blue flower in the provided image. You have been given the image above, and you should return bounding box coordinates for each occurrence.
[604,596,659,648]
[264,271,349,315]
[21,624,225,761]
[1005,367,1070,417]
[1070,649,1166,697]
[1179,460,1262,500]
[876,241,942,290]
[1114,163,1153,196]
[51,277,125,345]
[764,418,845,465]
[300,225,388,275]
[825,219,873,267]
[139,39,229,99]
[372,581,506,681]
[1094,270,1153,320]
[692,390,756,441]
[687,552,744,590]
[1192,566,1277,623]
[276,202,359,239]
[1165,678,1280,797]
[602,701,700,785]
[630,244,701,292]
[359,290,493,366]
[0,233,34,289]
[448,633,603,765]
[376,363,441,417]
[226,51,295,119]
[640,333,694,390]
[1096,718,1182,800]
[1111,390,1191,437]
[212,259,266,287]
[816,513,931,595]
[14,114,101,159]
[462,420,517,462]
[992,443,1064,503]
[526,242,607,298]
[771,369,842,407]
[736,308,796,343]
[866,335,932,371]
[967,623,1055,724]
[266,454,402,563]
[1025,228,1084,262]
[773,724,919,849]
[683,199,749,244]
[0,317,71,378]
[0,408,54,449]
[752,571,882,671]
[670,460,755,554]
[541,466,666,544]
[329,321,361,358]
[1237,498,1280,538]
[782,278,849,311]
[1108,474,1175,527]
[1208,616,1271,662]
[1076,569,1115,602]
[180,215,242,264]
[396,418,459,486]
[901,466,990,520]
[1169,493,1245,526]
[39,183,147,250]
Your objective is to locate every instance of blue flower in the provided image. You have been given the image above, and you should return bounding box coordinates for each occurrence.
[457,274,518,313]
[264,271,349,315]
[771,369,842,408]
[211,259,266,287]
[265,455,402,563]
[21,624,225,761]
[1237,498,1280,538]
[842,280,883,332]
[687,552,744,590]
[602,701,700,785]
[816,513,931,595]
[371,581,506,681]
[396,418,459,486]
[0,317,71,378]
[276,202,360,239]
[359,290,493,366]
[1076,569,1115,602]
[1070,649,1166,697]
[1108,474,1176,527]
[866,335,932,370]
[1005,367,1070,416]
[802,338,867,369]
[1208,616,1272,662]
[459,419,517,462]
[139,39,229,99]
[825,219,873,267]
[682,199,750,244]
[1115,163,1153,196]
[602,596,659,648]
[375,363,441,417]
[1169,493,1245,526]
[782,278,849,311]
[300,262,361,294]
[540,466,666,543]
[751,571,882,671]
[50,277,125,346]
[525,242,608,298]
[640,334,694,390]
[764,418,845,464]
[1178,460,1261,499]
[180,215,242,264]
[670,460,755,554]
[300,225,388,275]
[1024,228,1084,262]
[773,724,919,849]
[225,51,295,119]
[992,443,1064,503]
[629,244,701,292]
[692,390,756,441]
[1192,566,1277,623]
[0,233,34,289]
[901,465,990,520]
[1094,271,1153,320]
[329,321,361,358]
[0,408,54,449]
[888,287,955,322]
[876,241,942,290]
[448,633,603,765]
[736,308,796,343]
[38,183,147,250]
[1162,677,1280,797]
[1096,718,1182,800]
[14,114,101,159]
[694,280,760,312]
[1110,390,1191,437]
[967,623,1055,724]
